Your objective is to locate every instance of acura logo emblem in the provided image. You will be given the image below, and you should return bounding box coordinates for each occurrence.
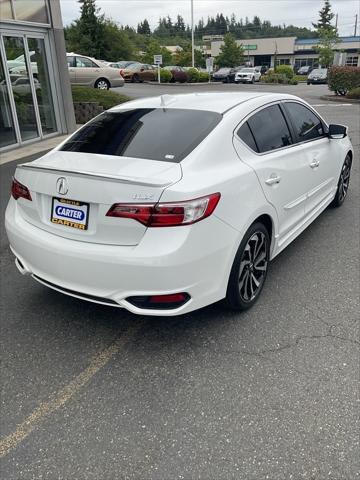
[56,177,68,195]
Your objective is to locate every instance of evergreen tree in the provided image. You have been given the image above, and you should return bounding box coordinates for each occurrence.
[312,0,339,67]
[312,0,335,31]
[216,33,244,67]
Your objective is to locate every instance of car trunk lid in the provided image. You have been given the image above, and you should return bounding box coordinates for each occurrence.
[14,151,182,246]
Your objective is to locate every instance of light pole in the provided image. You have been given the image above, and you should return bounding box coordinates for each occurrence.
[191,0,195,67]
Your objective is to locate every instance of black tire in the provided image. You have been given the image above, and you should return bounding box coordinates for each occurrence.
[94,78,110,90]
[133,73,140,83]
[307,81,311,85]
[225,222,270,311]
[330,154,352,207]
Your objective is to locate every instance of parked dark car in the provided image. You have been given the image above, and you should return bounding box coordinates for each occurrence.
[163,66,188,83]
[297,65,313,75]
[212,67,238,83]
[307,68,328,85]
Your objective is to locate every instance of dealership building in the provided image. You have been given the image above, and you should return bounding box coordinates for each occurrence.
[0,0,75,151]
[211,36,360,70]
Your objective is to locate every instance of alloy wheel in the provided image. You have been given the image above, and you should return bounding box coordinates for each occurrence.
[238,231,268,302]
[338,157,351,202]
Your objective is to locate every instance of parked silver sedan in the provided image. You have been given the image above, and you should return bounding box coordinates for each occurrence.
[66,53,124,89]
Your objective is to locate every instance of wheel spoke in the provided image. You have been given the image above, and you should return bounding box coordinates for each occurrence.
[254,234,264,259]
[254,250,266,266]
[242,272,250,300]
[254,262,267,272]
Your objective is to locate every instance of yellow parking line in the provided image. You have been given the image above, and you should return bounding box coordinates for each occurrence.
[0,322,144,458]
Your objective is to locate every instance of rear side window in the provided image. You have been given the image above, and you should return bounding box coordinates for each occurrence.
[76,57,98,68]
[237,122,258,152]
[60,108,222,162]
[247,105,292,153]
[284,102,325,142]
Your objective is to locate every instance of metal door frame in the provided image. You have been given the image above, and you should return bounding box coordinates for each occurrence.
[0,28,61,151]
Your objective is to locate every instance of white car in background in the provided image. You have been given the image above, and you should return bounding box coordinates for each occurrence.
[5,92,353,316]
[235,67,262,84]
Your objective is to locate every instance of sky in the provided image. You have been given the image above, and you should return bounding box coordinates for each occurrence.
[59,0,360,37]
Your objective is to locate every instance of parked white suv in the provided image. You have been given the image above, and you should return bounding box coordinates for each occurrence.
[66,53,124,89]
[235,67,261,84]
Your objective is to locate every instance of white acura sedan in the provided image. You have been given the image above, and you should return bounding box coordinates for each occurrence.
[5,92,353,316]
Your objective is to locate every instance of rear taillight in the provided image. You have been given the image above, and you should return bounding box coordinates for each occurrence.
[119,69,124,77]
[106,193,220,227]
[11,178,32,201]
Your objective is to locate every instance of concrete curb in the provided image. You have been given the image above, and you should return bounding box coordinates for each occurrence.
[320,95,360,104]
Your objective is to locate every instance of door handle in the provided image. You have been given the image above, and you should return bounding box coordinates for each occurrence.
[265,175,281,185]
[310,160,320,168]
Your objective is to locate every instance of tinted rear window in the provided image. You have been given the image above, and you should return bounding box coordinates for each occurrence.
[60,109,222,162]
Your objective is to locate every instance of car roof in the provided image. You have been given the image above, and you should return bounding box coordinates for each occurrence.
[110,92,301,114]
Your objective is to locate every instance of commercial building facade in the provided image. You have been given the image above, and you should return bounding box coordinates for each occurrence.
[0,0,76,151]
[211,36,360,69]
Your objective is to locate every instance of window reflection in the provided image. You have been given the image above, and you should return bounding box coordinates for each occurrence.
[0,0,14,19]
[4,36,39,141]
[27,37,56,134]
[14,0,48,24]
[0,51,17,148]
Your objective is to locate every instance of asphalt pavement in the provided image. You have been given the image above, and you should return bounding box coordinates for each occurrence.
[0,83,359,480]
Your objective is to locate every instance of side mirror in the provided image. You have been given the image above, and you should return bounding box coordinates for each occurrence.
[328,124,347,139]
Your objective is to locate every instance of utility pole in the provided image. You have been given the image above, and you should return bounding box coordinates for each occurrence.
[335,13,338,30]
[355,14,358,37]
[191,0,195,67]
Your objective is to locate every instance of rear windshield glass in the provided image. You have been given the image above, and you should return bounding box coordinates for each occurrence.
[60,108,222,162]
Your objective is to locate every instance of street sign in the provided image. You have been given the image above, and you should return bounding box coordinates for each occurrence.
[154,55,162,65]
[206,57,214,73]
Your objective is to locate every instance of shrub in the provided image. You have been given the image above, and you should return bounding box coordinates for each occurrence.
[275,65,294,79]
[160,68,172,83]
[187,67,199,83]
[198,71,210,82]
[346,87,360,99]
[263,73,287,84]
[71,85,131,110]
[328,66,360,96]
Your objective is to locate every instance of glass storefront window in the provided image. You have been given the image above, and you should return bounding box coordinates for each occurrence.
[3,35,39,141]
[0,0,14,19]
[27,37,56,134]
[14,0,49,24]
[0,50,17,148]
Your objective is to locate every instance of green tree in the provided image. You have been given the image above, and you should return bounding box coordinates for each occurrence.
[312,1,339,67]
[316,27,340,67]
[141,38,172,65]
[65,0,105,58]
[173,43,205,67]
[137,19,151,35]
[216,33,244,67]
[312,0,335,31]
[102,20,135,61]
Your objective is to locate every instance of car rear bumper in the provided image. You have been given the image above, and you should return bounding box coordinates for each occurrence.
[110,78,124,87]
[5,198,238,316]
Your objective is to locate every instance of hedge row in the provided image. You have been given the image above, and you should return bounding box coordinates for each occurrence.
[328,66,360,96]
[160,67,210,83]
